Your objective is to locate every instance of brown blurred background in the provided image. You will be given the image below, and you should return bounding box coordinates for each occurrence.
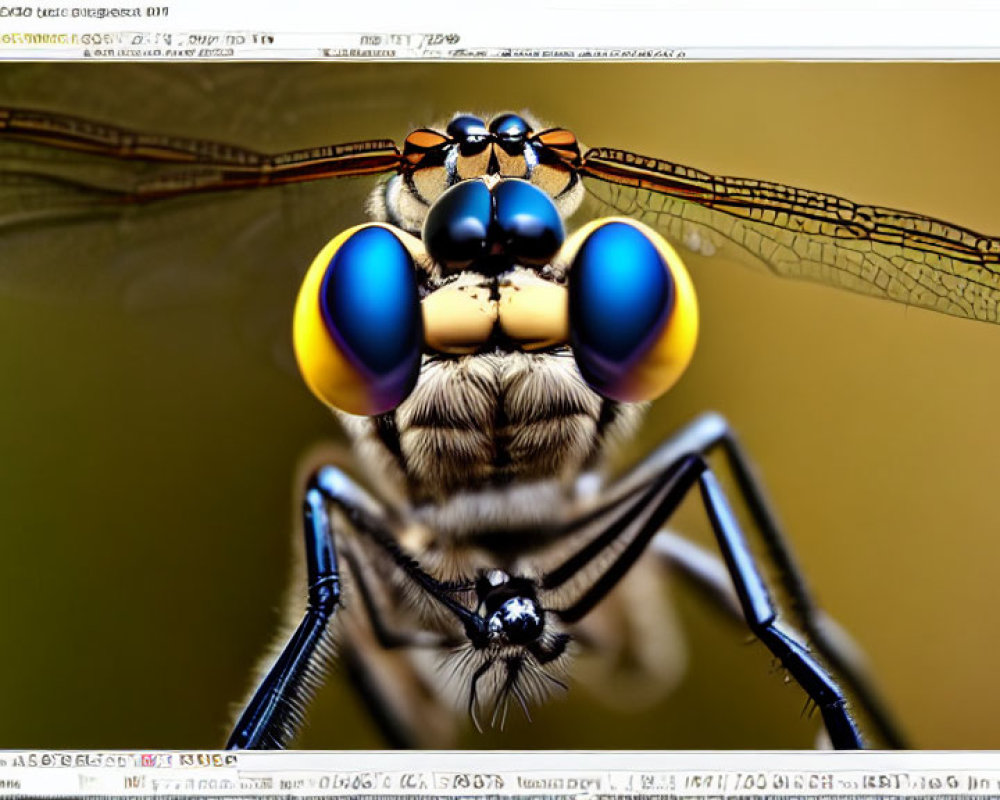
[0,62,998,749]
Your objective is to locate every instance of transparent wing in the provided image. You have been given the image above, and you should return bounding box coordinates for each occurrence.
[0,63,432,337]
[0,105,400,215]
[2,114,400,214]
[582,147,1000,323]
[0,134,386,375]
[0,63,425,373]
[0,132,383,292]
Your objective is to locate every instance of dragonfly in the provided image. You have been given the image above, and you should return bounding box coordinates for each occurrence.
[0,98,993,750]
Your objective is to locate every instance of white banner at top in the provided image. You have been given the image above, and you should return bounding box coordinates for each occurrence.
[0,0,998,59]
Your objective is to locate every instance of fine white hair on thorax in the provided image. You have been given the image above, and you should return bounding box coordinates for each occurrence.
[336,350,644,540]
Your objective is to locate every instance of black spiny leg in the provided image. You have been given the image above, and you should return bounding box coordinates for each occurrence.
[624,412,905,748]
[226,469,344,749]
[697,468,862,749]
[545,452,862,748]
[228,465,480,750]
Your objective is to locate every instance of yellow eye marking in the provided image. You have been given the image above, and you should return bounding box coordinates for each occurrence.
[293,223,425,416]
[625,245,698,402]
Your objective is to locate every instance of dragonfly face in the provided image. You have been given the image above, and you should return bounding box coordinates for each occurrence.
[2,73,999,748]
[291,114,697,538]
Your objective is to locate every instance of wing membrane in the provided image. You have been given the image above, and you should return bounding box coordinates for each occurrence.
[0,106,402,203]
[583,147,1000,323]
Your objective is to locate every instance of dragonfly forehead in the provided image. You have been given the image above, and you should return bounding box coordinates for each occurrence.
[378,113,584,237]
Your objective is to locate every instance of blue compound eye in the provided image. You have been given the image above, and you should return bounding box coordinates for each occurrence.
[423,179,492,270]
[493,179,564,267]
[293,225,422,416]
[423,179,564,272]
[489,113,531,140]
[568,219,699,404]
[447,115,490,156]
[446,114,488,140]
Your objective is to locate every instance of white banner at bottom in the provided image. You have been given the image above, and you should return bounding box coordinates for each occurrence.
[0,751,997,799]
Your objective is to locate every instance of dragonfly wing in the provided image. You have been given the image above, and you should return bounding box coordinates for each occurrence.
[582,147,1000,324]
[0,136,384,374]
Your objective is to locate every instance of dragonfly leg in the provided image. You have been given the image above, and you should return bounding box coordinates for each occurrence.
[226,468,346,750]
[696,467,863,749]
[227,465,460,749]
[555,450,863,748]
[648,412,905,747]
[652,530,743,619]
[601,411,903,746]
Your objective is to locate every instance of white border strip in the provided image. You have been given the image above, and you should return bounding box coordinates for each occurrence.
[3,751,1000,799]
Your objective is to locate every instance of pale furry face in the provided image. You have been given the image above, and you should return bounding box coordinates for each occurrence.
[337,348,644,535]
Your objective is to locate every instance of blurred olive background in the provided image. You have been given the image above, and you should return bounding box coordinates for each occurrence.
[0,62,998,750]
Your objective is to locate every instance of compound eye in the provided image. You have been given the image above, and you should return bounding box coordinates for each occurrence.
[492,179,564,266]
[446,114,488,139]
[447,114,489,141]
[567,219,698,403]
[293,225,423,416]
[489,113,532,157]
[447,115,491,157]
[489,113,531,140]
[422,179,492,270]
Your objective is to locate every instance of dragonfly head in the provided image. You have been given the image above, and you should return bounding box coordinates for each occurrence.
[292,115,699,529]
[370,111,586,237]
[477,570,546,647]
